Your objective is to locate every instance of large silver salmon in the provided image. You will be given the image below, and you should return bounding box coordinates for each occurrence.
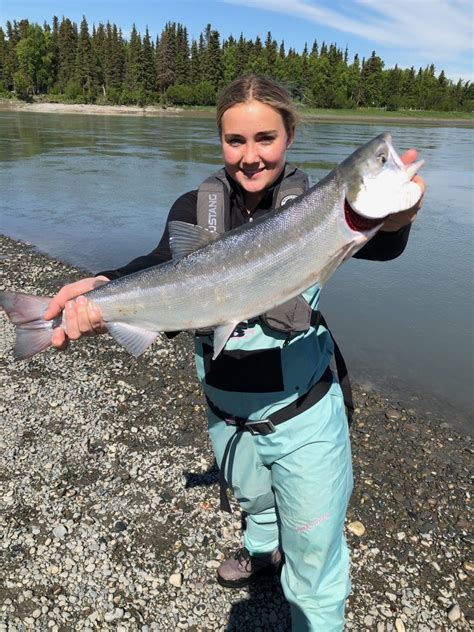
[1,132,423,361]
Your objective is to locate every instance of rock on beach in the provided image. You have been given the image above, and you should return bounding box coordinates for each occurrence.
[0,235,472,630]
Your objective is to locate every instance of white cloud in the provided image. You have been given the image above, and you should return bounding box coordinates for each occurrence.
[222,0,474,65]
[356,0,473,58]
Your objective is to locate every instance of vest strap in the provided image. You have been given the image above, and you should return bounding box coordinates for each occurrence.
[196,169,229,233]
[311,311,354,424]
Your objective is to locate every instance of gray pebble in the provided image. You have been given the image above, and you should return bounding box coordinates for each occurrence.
[447,603,461,622]
[52,525,67,539]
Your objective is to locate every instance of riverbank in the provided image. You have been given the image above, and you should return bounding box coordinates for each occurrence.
[0,100,185,118]
[1,98,473,126]
[0,235,472,631]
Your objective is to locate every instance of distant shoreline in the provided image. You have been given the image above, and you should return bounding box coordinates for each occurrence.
[0,100,186,118]
[1,98,473,127]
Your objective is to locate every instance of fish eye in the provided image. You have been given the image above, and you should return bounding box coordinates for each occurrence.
[377,153,388,165]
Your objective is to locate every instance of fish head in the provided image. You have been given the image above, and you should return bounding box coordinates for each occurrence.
[343,132,424,221]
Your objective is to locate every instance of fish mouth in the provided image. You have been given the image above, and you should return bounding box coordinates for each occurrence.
[344,199,385,232]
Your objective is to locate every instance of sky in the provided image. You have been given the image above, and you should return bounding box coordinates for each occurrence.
[2,0,473,82]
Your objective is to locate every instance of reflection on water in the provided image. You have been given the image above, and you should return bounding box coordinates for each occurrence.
[1,111,473,431]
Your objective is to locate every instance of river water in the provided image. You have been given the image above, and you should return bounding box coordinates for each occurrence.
[1,111,473,431]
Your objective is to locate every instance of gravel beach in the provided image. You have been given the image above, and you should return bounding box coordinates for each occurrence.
[1,234,472,631]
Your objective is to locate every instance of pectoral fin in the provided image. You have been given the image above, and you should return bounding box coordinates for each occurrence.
[107,322,159,357]
[168,221,220,260]
[318,243,356,287]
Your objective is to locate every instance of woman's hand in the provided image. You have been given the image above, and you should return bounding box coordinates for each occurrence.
[381,149,425,232]
[43,276,109,350]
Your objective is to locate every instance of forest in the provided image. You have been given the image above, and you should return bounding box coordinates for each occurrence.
[1,16,472,112]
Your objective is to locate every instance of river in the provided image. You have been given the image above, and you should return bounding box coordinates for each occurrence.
[1,111,473,432]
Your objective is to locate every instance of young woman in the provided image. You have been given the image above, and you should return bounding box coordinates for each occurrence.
[44,75,424,631]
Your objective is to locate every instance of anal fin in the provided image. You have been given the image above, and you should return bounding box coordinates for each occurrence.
[107,322,159,357]
[212,322,237,359]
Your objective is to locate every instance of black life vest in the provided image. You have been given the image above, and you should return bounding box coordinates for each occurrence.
[196,164,315,334]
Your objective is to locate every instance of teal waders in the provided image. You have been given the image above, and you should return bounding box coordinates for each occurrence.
[195,285,354,632]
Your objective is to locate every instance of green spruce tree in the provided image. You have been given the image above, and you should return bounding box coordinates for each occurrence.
[360,50,384,107]
[263,32,277,76]
[201,25,222,90]
[234,34,248,78]
[91,22,107,97]
[142,27,156,93]
[57,17,78,91]
[175,24,190,85]
[157,22,177,93]
[189,38,201,85]
[75,16,95,97]
[3,21,21,90]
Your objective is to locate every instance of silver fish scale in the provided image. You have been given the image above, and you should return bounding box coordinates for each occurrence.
[87,171,367,333]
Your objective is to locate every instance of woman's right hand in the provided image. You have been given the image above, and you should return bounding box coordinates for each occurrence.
[43,276,109,350]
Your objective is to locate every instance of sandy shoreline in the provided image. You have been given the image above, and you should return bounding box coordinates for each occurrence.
[0,100,186,118]
[0,234,472,630]
[1,99,473,126]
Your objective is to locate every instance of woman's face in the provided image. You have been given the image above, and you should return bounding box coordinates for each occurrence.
[220,100,294,206]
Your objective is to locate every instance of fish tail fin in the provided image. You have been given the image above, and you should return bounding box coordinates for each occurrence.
[0,290,54,360]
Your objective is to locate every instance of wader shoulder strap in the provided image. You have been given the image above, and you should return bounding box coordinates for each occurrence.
[196,168,230,233]
[273,164,309,208]
[311,310,354,425]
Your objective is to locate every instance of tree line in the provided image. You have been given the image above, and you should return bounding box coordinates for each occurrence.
[1,16,472,112]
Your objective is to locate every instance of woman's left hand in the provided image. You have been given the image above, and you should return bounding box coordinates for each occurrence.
[381,149,425,232]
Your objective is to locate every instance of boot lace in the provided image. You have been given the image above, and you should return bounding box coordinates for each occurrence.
[234,547,252,572]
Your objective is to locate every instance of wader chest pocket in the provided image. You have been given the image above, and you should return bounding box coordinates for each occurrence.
[203,344,284,393]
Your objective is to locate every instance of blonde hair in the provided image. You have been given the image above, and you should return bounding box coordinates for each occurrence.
[216,74,299,136]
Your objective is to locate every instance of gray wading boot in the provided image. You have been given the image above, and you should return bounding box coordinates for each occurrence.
[217,547,282,588]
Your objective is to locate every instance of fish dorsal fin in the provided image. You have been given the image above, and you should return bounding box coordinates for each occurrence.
[168,221,220,260]
[107,322,159,357]
[212,322,238,359]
